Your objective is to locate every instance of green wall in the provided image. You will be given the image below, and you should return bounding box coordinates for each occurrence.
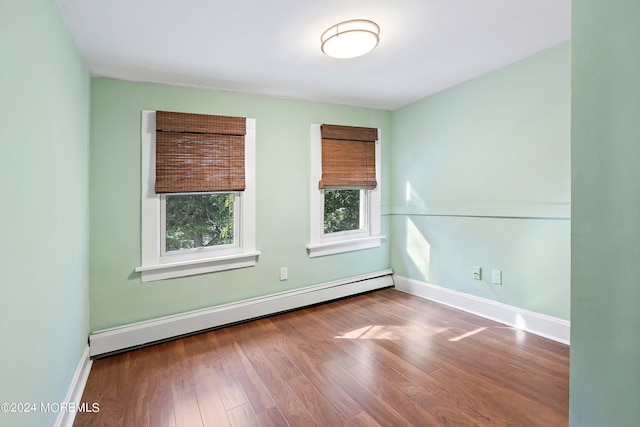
[89,79,391,330]
[570,1,640,425]
[390,43,571,319]
[0,1,90,427]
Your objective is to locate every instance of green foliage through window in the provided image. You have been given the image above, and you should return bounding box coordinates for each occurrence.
[166,193,234,251]
[324,190,361,234]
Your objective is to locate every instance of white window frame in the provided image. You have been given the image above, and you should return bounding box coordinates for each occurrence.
[307,124,383,257]
[136,111,260,282]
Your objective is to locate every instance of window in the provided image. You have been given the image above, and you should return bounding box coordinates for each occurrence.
[307,124,383,257]
[136,110,259,282]
[324,189,363,233]
[162,193,236,253]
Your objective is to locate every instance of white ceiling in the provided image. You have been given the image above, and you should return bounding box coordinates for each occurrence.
[55,0,570,110]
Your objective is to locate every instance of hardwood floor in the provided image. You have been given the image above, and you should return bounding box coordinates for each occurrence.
[74,289,569,426]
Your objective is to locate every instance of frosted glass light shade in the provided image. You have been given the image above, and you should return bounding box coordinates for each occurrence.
[321,20,380,59]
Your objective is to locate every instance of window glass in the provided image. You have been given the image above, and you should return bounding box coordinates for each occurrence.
[165,193,235,252]
[323,189,362,234]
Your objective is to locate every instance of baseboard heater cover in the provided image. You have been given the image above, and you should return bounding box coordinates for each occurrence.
[90,269,393,357]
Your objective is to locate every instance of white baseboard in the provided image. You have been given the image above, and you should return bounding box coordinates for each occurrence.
[90,269,394,357]
[393,275,570,345]
[55,345,93,427]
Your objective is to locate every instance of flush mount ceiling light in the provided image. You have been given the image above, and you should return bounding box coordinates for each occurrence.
[321,19,380,59]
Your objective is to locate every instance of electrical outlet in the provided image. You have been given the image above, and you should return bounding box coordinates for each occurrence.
[492,269,502,285]
[472,266,482,280]
[280,267,288,281]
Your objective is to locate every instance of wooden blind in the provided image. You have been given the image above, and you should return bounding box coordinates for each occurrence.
[319,124,378,190]
[155,110,246,193]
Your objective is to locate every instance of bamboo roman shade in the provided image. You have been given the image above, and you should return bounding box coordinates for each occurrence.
[155,110,246,193]
[319,124,378,190]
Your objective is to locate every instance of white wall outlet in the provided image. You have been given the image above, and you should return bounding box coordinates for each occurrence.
[280,267,288,281]
[472,266,482,280]
[492,269,502,285]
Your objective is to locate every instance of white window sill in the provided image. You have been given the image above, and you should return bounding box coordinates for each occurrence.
[135,251,261,282]
[306,235,384,258]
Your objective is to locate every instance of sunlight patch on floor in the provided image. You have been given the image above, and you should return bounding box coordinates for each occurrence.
[449,327,487,342]
[334,324,448,340]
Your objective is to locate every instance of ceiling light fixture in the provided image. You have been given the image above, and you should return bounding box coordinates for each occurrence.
[321,19,380,59]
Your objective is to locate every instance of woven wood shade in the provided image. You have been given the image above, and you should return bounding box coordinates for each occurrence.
[155,111,246,193]
[319,124,378,190]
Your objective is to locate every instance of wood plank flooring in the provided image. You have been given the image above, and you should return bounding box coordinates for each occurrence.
[74,289,569,426]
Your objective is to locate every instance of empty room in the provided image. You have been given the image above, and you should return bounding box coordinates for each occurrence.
[1,0,639,426]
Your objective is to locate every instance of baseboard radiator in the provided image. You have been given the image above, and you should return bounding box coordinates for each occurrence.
[89,269,394,357]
